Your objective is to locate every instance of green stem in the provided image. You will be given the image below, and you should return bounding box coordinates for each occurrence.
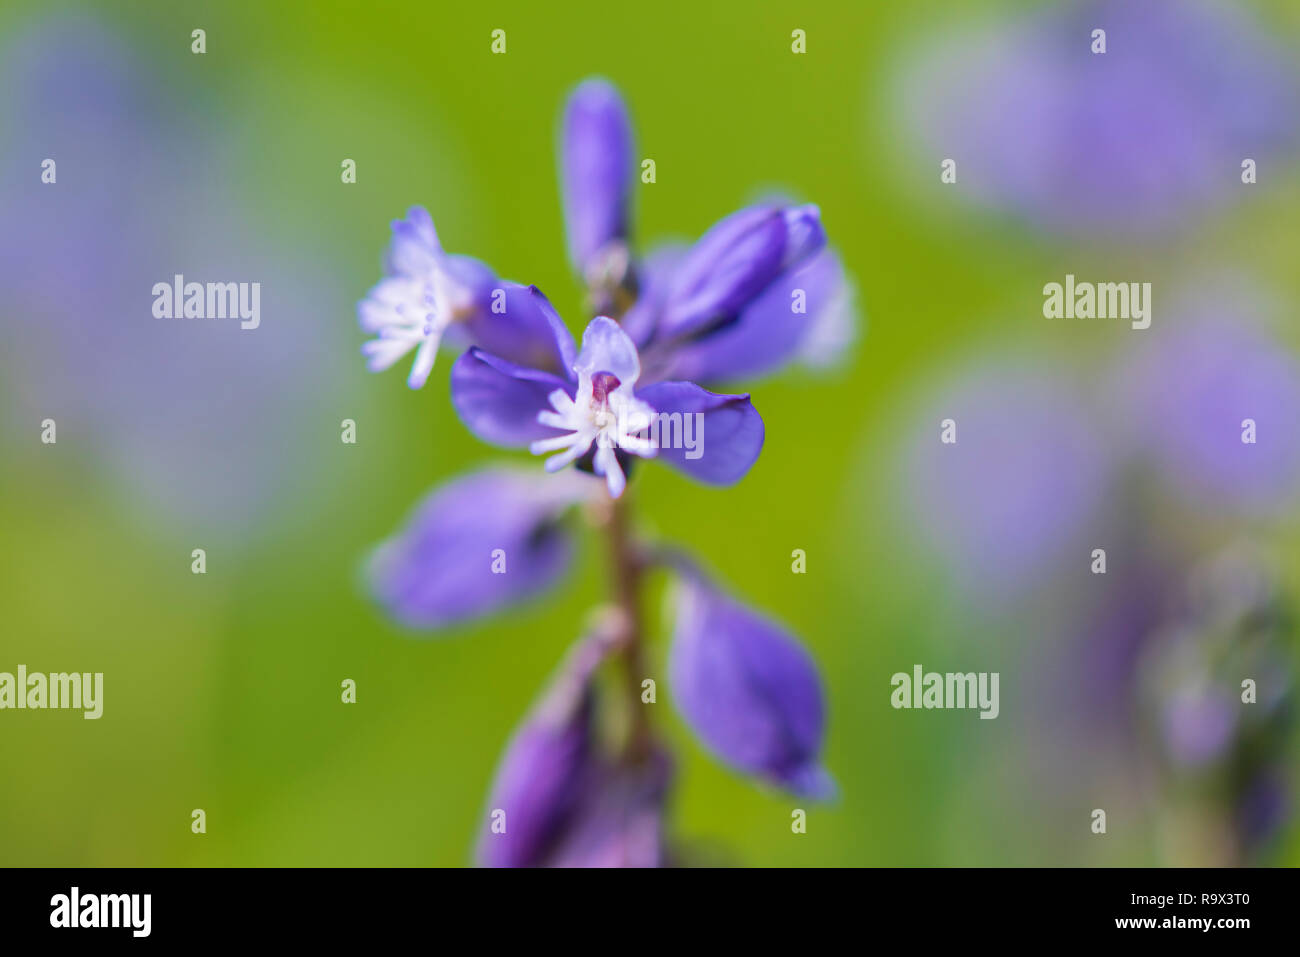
[605,492,651,761]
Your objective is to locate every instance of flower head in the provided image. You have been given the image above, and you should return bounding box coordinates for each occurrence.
[358,76,850,867]
[531,317,659,497]
[358,207,571,387]
[450,291,765,498]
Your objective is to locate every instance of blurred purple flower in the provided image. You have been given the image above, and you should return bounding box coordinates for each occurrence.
[903,362,1111,599]
[476,633,605,868]
[561,78,634,279]
[1118,307,1300,514]
[669,566,832,797]
[358,206,573,387]
[1053,555,1174,734]
[365,468,593,629]
[1135,547,1295,857]
[477,633,671,867]
[0,16,349,541]
[452,305,765,497]
[899,0,1300,236]
[545,749,672,868]
[1237,771,1289,853]
[1161,688,1238,767]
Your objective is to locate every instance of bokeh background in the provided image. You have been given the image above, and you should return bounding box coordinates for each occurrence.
[2,0,1297,866]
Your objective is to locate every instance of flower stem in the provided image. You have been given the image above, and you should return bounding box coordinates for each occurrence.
[606,492,652,761]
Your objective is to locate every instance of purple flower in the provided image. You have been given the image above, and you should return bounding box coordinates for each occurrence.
[451,296,765,497]
[1134,547,1296,857]
[358,206,571,388]
[476,634,605,868]
[668,567,832,797]
[898,0,1300,236]
[1237,771,1289,852]
[902,361,1110,600]
[559,77,854,386]
[365,468,593,629]
[561,78,633,279]
[1161,688,1238,768]
[648,246,856,384]
[0,15,349,542]
[1117,303,1300,515]
[544,750,672,868]
[476,633,672,867]
[646,203,825,342]
[625,203,851,387]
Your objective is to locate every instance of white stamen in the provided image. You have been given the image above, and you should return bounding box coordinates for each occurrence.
[530,374,657,497]
[359,241,475,389]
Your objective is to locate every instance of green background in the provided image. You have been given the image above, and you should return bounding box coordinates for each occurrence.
[1,0,1297,866]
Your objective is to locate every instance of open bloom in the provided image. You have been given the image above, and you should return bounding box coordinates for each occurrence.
[451,292,765,498]
[358,206,571,387]
[668,566,833,797]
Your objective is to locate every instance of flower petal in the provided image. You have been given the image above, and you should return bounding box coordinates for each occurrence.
[574,315,641,385]
[544,749,672,868]
[357,276,427,335]
[657,204,826,341]
[463,283,578,375]
[561,78,633,273]
[658,205,786,340]
[635,380,764,485]
[451,349,573,447]
[660,247,853,385]
[384,205,441,277]
[365,469,589,629]
[669,569,832,796]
